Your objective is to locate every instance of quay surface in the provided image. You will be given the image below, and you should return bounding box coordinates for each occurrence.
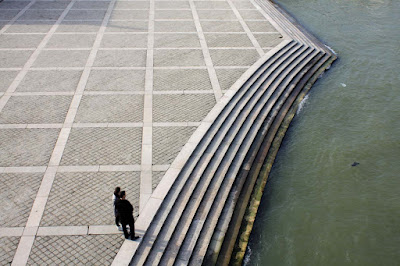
[0,0,335,264]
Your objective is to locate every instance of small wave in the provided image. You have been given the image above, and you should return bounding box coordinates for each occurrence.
[243,245,252,266]
[297,94,309,115]
[325,44,337,55]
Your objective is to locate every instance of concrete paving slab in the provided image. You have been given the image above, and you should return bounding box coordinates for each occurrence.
[46,34,97,49]
[205,33,253,47]
[0,34,45,49]
[110,10,149,20]
[0,1,31,9]
[40,171,140,226]
[106,20,148,32]
[0,71,18,92]
[155,1,190,10]
[238,9,266,20]
[27,235,124,265]
[37,226,88,236]
[60,127,142,165]
[216,68,247,90]
[0,128,60,167]
[114,1,149,10]
[152,126,197,165]
[153,69,212,91]
[152,171,166,191]
[0,95,72,124]
[154,20,196,32]
[195,1,231,9]
[56,20,103,32]
[153,94,215,122]
[64,10,107,20]
[197,10,237,20]
[85,69,145,91]
[0,50,33,68]
[154,49,205,67]
[74,94,144,123]
[72,1,111,10]
[0,228,24,237]
[200,20,244,32]
[0,173,43,227]
[16,70,82,92]
[254,32,284,47]
[33,50,91,67]
[18,10,64,21]
[30,1,71,10]
[0,239,19,266]
[0,10,23,20]
[155,10,193,20]
[231,0,257,9]
[209,48,260,66]
[88,225,121,235]
[101,33,148,48]
[245,20,278,32]
[5,21,54,33]
[93,50,147,67]
[154,33,201,48]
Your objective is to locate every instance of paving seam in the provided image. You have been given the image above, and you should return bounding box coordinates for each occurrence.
[0,0,37,34]
[9,0,118,265]
[0,122,203,129]
[139,0,155,212]
[8,1,79,264]
[189,0,222,101]
[226,0,264,56]
[249,0,291,40]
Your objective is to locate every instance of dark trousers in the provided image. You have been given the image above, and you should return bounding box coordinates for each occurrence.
[121,218,135,239]
[115,215,120,227]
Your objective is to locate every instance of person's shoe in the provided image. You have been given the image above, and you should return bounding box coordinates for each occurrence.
[130,235,140,240]
[117,226,123,231]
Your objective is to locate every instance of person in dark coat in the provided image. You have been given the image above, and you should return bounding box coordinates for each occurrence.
[115,191,139,240]
[113,187,122,231]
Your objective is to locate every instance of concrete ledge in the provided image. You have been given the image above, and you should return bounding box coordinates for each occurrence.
[37,226,88,236]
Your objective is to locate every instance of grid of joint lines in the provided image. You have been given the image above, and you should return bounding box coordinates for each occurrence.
[0,0,284,264]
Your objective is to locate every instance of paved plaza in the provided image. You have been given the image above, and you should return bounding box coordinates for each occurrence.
[0,0,284,264]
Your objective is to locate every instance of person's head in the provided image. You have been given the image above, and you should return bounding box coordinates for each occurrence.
[114,187,120,196]
[120,191,126,199]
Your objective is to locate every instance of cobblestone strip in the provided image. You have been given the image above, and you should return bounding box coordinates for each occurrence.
[0,0,37,34]
[227,0,264,56]
[140,0,155,212]
[189,0,222,101]
[10,1,117,265]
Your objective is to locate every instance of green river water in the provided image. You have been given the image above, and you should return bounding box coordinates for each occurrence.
[246,0,400,265]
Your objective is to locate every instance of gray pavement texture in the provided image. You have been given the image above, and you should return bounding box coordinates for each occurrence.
[0,0,283,264]
[0,237,20,266]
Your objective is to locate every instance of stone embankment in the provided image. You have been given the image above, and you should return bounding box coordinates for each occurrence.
[114,0,336,265]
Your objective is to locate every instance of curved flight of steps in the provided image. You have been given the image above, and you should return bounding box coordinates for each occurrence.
[113,0,337,265]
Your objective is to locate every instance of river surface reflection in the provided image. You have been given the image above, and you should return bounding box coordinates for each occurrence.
[246,0,400,265]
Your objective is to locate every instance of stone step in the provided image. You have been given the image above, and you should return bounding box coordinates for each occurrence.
[139,44,311,266]
[130,41,303,265]
[178,50,324,265]
[209,53,335,265]
[256,0,331,53]
[256,0,317,48]
[156,47,319,266]
[128,8,338,261]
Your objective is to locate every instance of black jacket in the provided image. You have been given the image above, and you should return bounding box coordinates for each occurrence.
[115,199,134,222]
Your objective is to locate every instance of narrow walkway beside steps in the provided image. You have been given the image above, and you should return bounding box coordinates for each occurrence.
[0,0,335,264]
